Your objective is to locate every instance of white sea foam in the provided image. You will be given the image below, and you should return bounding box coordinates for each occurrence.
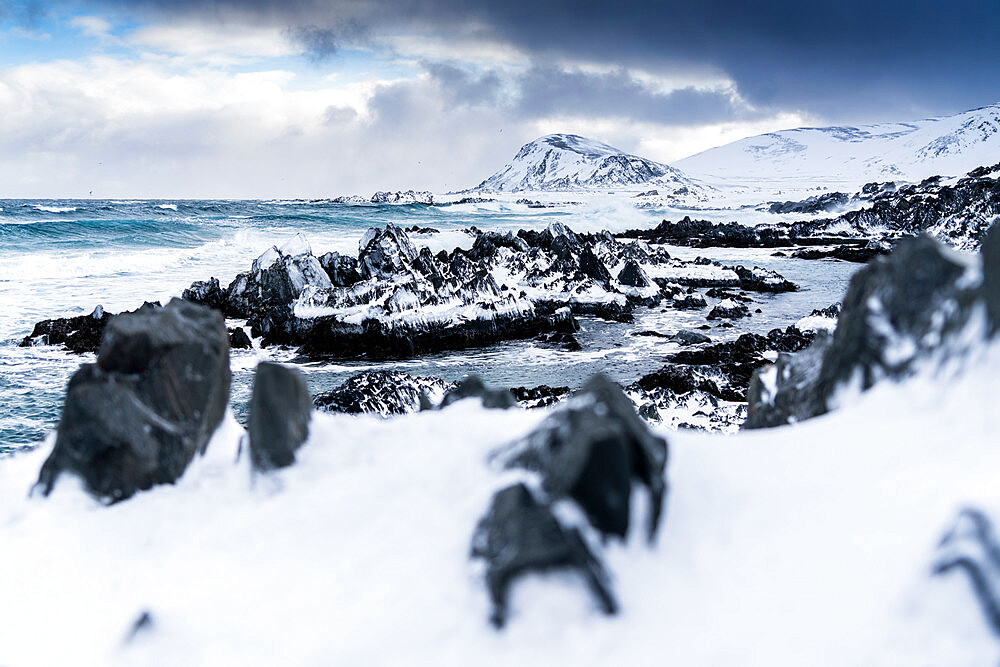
[32,205,77,213]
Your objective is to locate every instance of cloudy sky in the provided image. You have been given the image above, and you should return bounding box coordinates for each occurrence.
[0,0,996,198]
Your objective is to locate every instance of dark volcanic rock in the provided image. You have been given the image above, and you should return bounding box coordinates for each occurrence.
[19,305,112,353]
[440,376,517,410]
[314,370,452,416]
[707,300,751,320]
[247,362,312,471]
[747,233,988,429]
[318,252,363,287]
[36,299,231,502]
[471,482,618,628]
[984,223,1000,334]
[182,278,227,312]
[509,385,570,408]
[617,259,651,287]
[672,292,707,309]
[670,329,712,345]
[228,327,252,349]
[497,375,668,542]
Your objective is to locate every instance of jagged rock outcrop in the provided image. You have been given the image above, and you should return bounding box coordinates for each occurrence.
[314,371,452,416]
[247,362,312,471]
[19,303,166,354]
[747,225,1000,428]
[472,375,667,627]
[35,299,230,502]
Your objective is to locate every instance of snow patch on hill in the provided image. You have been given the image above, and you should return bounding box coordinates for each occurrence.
[675,103,1000,195]
[470,134,703,197]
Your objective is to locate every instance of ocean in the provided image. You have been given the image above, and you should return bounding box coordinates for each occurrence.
[0,198,861,454]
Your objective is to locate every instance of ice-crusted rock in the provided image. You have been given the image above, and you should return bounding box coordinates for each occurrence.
[36,299,230,502]
[247,362,312,472]
[318,252,362,287]
[358,223,419,280]
[314,371,452,416]
[471,483,618,628]
[495,375,668,542]
[370,190,433,205]
[439,376,517,410]
[747,228,999,428]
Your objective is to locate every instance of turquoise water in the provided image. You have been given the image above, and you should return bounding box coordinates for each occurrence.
[0,198,860,454]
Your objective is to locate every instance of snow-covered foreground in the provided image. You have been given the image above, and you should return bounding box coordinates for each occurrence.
[3,336,1000,665]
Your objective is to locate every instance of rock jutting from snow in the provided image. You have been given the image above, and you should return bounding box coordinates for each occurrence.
[472,374,666,627]
[35,299,230,502]
[494,374,669,542]
[932,507,1000,637]
[247,362,312,472]
[471,482,618,628]
[747,226,1000,429]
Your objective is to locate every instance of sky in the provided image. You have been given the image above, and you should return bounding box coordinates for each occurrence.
[0,0,997,198]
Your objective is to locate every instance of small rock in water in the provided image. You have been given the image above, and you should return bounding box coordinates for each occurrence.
[670,329,711,345]
[247,362,312,471]
[36,299,230,502]
[228,327,252,349]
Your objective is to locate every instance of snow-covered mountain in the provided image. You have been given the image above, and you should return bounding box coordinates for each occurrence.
[471,134,701,194]
[675,103,1000,190]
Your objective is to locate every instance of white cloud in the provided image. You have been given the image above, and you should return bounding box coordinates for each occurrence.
[69,15,113,39]
[127,22,301,65]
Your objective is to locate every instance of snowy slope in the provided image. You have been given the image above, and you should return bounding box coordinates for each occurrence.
[675,103,1000,191]
[2,329,1000,664]
[472,134,702,194]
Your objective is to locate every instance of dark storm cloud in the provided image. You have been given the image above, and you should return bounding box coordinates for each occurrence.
[85,0,1000,121]
[511,66,752,124]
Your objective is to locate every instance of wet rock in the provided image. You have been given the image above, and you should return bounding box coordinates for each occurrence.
[497,375,668,541]
[36,299,230,502]
[440,376,517,410]
[318,252,362,287]
[228,327,252,349]
[314,371,452,416]
[19,304,113,353]
[509,385,570,408]
[247,362,312,471]
[471,483,618,628]
[182,278,227,312]
[670,329,712,345]
[707,299,751,320]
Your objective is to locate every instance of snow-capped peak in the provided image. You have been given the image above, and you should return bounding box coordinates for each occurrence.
[471,133,701,195]
[674,102,1000,191]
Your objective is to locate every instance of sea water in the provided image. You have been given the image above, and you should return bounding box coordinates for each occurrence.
[0,198,861,454]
